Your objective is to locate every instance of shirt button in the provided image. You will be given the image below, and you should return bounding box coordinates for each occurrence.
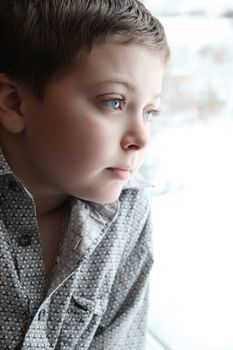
[18,233,32,247]
[38,308,47,321]
[8,179,22,192]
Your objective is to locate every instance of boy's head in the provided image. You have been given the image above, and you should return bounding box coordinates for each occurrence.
[0,0,169,207]
[0,0,170,99]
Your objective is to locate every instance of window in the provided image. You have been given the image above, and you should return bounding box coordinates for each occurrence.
[142,1,233,349]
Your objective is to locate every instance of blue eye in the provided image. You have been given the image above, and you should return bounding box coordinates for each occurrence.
[143,109,160,121]
[101,98,123,111]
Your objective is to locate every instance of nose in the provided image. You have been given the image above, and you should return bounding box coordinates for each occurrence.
[120,119,149,151]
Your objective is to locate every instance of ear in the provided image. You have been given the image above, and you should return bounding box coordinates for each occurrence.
[0,74,25,133]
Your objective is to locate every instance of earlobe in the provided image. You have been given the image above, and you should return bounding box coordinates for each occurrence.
[0,74,25,134]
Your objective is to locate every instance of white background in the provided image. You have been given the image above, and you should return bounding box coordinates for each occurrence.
[141,1,233,349]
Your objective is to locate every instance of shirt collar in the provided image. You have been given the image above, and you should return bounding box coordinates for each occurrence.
[0,147,12,176]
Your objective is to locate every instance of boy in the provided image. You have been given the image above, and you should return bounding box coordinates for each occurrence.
[0,0,170,349]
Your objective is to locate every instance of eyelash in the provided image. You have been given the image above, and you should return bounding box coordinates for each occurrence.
[99,97,160,121]
[143,109,161,121]
[100,98,124,111]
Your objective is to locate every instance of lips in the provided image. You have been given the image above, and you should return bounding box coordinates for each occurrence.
[106,167,132,180]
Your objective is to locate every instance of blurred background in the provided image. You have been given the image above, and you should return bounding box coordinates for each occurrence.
[139,1,233,349]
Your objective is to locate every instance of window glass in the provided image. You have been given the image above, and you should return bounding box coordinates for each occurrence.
[142,1,233,349]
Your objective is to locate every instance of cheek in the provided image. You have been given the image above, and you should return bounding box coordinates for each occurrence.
[27,99,115,167]
[53,116,113,171]
[135,146,149,169]
[137,152,146,167]
[65,117,111,151]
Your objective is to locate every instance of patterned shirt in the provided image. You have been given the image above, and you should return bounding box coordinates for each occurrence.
[0,148,154,350]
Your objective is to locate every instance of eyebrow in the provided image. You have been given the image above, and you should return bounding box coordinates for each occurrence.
[93,80,161,99]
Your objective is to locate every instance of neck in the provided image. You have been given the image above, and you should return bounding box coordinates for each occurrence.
[1,137,69,217]
[34,193,69,218]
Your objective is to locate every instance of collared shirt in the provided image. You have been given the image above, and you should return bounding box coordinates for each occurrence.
[0,148,154,350]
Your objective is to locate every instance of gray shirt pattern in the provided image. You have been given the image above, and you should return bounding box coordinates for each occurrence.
[0,148,154,349]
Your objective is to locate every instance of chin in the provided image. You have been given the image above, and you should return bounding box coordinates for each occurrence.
[75,182,125,204]
[87,188,123,205]
[92,193,121,205]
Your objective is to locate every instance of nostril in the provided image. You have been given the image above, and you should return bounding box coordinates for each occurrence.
[121,130,148,150]
[127,144,140,150]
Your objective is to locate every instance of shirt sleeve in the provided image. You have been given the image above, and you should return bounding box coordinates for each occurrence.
[88,212,154,350]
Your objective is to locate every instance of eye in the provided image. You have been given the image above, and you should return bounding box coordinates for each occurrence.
[143,109,161,121]
[100,98,124,111]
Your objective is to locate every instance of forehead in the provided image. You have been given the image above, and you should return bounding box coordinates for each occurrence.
[67,41,164,93]
[43,40,165,104]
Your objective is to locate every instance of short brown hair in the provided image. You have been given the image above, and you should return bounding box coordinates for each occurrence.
[0,0,170,98]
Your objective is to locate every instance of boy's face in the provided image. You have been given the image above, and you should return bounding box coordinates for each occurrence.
[18,41,164,204]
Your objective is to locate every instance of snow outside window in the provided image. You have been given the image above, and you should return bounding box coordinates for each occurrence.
[141,1,233,350]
